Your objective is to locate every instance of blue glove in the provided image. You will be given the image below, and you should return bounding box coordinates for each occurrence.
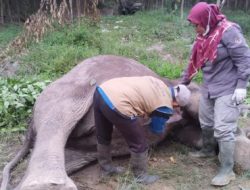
[150,116,168,134]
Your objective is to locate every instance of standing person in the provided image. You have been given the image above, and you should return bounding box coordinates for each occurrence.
[94,76,190,184]
[181,2,250,187]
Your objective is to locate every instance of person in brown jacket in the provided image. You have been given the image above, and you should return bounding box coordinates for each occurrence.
[93,76,191,184]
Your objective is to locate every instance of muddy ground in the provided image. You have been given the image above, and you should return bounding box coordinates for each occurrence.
[1,121,250,190]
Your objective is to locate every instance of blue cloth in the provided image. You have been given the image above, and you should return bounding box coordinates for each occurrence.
[97,87,115,110]
[150,116,168,134]
[150,107,172,134]
[156,107,173,115]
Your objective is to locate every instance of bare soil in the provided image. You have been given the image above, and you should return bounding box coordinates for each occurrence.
[1,116,250,190]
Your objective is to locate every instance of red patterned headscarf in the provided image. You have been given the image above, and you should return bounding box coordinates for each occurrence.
[186,2,233,80]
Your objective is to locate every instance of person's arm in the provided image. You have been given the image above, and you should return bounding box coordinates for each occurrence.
[180,67,192,85]
[222,25,250,104]
[180,42,196,85]
[222,25,250,89]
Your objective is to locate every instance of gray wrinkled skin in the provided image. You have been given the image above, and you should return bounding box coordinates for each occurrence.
[4,55,249,190]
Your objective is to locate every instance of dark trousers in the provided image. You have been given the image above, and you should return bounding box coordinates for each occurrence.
[93,89,148,153]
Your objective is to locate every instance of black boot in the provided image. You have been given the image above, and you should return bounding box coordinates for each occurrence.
[97,143,124,176]
[130,150,159,185]
[189,128,216,158]
[211,141,236,186]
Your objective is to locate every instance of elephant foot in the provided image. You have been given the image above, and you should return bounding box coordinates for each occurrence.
[16,175,77,190]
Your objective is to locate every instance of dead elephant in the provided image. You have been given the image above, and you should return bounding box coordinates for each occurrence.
[0,55,249,190]
[0,55,200,190]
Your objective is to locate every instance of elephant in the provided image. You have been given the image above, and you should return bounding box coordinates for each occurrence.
[1,55,249,190]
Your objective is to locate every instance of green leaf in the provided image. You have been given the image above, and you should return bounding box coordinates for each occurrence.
[14,102,25,108]
[27,85,34,92]
[4,101,10,109]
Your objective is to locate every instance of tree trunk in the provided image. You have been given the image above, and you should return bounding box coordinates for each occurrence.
[6,0,12,22]
[218,0,226,10]
[76,0,81,20]
[234,0,238,9]
[226,0,230,9]
[180,0,184,19]
[53,0,57,9]
[69,0,73,22]
[16,0,21,23]
[144,0,153,10]
[246,0,249,12]
[216,0,220,6]
[0,0,4,24]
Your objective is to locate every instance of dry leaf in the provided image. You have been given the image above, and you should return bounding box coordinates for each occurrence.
[170,156,176,164]
[151,157,158,162]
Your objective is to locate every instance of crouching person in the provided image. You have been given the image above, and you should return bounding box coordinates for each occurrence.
[93,76,191,184]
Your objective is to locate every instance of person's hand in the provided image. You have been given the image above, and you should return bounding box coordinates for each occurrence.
[232,88,247,105]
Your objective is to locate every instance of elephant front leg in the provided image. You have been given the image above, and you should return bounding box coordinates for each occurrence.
[16,131,77,190]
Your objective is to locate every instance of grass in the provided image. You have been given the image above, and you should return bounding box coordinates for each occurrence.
[98,10,194,80]
[115,173,144,190]
[15,10,195,81]
[18,21,101,79]
[8,9,250,81]
[0,24,22,50]
[225,10,250,36]
[0,9,250,132]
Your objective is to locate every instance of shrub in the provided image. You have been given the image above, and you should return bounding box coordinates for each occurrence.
[0,78,50,134]
[19,20,101,77]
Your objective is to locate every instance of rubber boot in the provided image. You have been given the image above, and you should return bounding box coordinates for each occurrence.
[130,150,159,185]
[189,128,216,158]
[97,143,124,176]
[211,141,236,186]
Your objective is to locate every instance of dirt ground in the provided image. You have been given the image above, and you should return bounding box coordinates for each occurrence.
[1,132,250,190]
[1,108,250,190]
[70,140,250,190]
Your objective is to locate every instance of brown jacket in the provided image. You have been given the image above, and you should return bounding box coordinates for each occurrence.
[100,76,173,117]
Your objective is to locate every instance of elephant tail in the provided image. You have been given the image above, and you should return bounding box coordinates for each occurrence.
[0,119,34,190]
